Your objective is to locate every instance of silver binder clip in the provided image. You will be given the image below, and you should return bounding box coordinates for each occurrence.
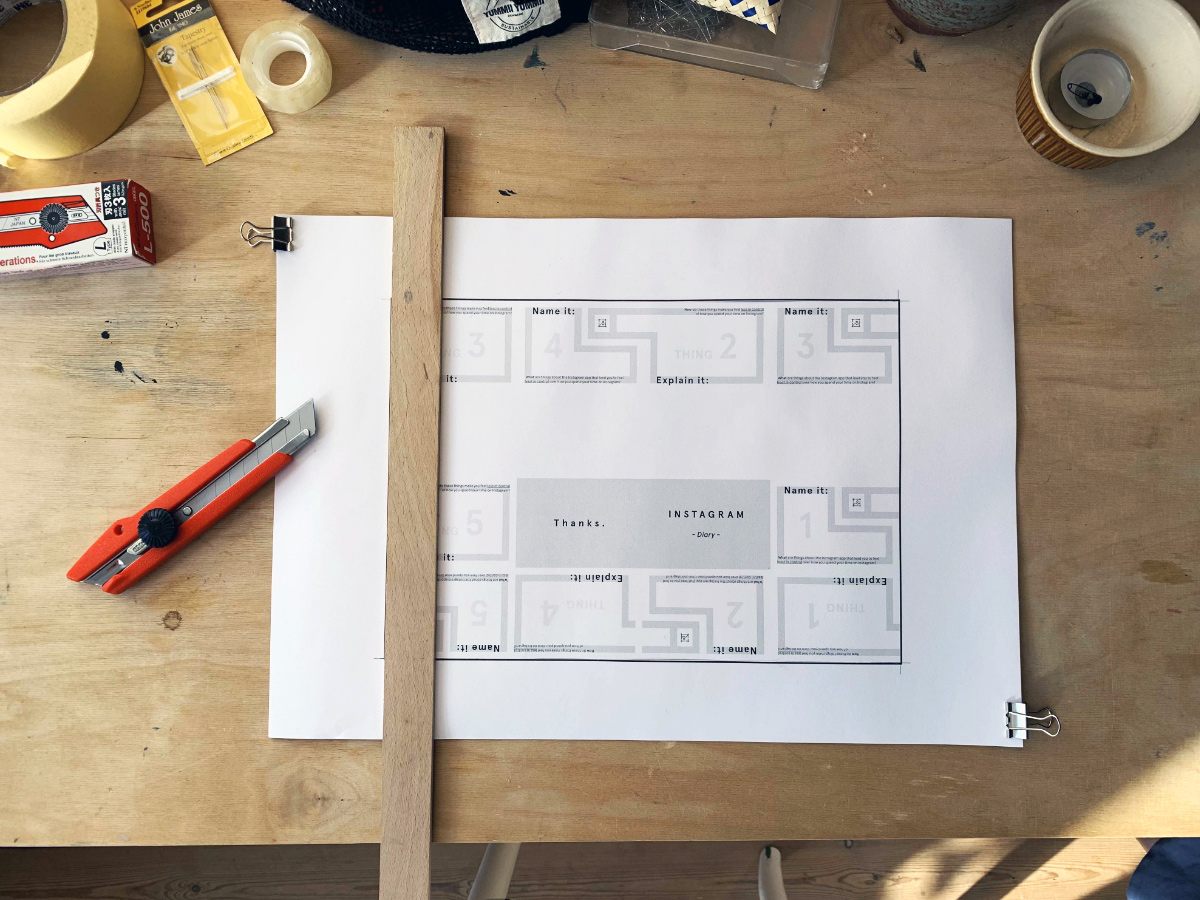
[1007,701,1060,739]
[241,216,293,252]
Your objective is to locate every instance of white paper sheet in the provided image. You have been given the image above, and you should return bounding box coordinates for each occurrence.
[269,215,1022,746]
[269,216,391,739]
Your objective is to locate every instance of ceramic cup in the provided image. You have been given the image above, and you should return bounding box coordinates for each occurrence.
[1016,0,1200,168]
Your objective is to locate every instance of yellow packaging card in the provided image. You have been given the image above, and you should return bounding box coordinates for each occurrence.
[132,0,272,165]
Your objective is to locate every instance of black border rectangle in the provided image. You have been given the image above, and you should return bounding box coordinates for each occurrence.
[438,298,902,666]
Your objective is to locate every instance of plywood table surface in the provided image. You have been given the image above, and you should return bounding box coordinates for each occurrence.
[1,0,1198,847]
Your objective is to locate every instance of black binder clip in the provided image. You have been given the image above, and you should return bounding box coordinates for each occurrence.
[1007,701,1060,739]
[241,216,293,252]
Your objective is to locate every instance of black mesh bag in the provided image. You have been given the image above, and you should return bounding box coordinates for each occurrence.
[286,0,591,54]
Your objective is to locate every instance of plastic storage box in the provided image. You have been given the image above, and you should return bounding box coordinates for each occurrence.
[590,0,842,88]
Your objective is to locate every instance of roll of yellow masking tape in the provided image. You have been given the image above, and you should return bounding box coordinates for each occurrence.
[0,0,143,161]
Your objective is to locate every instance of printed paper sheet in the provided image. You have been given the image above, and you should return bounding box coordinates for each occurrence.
[269,216,1022,746]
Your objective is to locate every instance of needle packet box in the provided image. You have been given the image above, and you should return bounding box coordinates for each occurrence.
[132,0,272,165]
[0,180,156,282]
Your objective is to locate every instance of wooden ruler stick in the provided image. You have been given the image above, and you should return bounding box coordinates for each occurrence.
[381,125,444,900]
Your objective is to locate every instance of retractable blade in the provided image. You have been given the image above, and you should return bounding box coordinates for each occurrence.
[68,400,317,595]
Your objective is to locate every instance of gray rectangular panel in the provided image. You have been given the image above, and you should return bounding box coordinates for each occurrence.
[516,478,770,569]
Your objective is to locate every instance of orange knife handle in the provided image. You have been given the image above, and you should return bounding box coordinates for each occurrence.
[67,439,256,584]
[102,451,294,595]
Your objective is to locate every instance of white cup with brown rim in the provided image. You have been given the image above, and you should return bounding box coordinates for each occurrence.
[1016,0,1200,168]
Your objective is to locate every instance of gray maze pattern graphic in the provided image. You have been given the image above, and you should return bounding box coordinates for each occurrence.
[777,487,898,565]
[777,303,897,385]
[442,305,513,382]
[438,300,901,664]
[469,574,766,659]
[641,576,765,655]
[438,484,511,562]
[436,575,509,656]
[512,574,637,654]
[777,576,900,660]
[774,486,901,662]
[524,306,764,384]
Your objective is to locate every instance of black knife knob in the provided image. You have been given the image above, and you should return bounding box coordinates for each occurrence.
[138,508,178,549]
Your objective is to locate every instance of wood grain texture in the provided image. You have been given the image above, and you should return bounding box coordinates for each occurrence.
[0,0,1198,846]
[0,839,1146,900]
[381,127,444,900]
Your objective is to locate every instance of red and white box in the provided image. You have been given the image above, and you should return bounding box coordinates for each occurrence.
[0,180,156,282]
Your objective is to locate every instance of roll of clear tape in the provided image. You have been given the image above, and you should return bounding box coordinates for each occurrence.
[240,20,332,115]
[0,0,143,163]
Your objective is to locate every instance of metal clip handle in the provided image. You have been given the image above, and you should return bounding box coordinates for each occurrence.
[1007,701,1061,739]
[240,215,293,251]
